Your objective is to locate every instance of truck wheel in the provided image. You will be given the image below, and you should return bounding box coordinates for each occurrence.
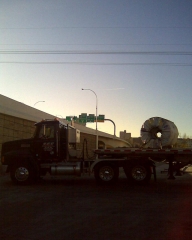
[124,163,151,185]
[10,162,35,184]
[94,162,119,185]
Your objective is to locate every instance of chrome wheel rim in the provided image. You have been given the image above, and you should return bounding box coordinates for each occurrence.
[131,166,147,181]
[99,166,114,181]
[15,167,29,181]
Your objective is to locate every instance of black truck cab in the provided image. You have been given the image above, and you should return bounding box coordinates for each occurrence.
[1,119,81,184]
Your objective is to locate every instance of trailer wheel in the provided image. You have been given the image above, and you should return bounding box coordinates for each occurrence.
[94,162,119,185]
[10,162,35,185]
[124,163,151,185]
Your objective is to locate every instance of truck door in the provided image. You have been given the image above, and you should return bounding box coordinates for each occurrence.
[34,123,58,162]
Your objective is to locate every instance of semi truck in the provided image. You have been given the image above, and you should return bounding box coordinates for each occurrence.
[1,118,192,185]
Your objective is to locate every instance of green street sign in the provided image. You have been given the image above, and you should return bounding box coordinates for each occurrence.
[79,113,87,123]
[96,115,105,122]
[87,114,95,123]
[79,113,87,119]
[66,116,72,121]
[79,118,87,124]
[66,113,105,124]
[66,116,78,121]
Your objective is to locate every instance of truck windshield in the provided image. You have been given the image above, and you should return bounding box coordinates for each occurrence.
[38,125,55,139]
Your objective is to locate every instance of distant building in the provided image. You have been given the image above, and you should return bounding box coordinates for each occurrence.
[119,130,133,145]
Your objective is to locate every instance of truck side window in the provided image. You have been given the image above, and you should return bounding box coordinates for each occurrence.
[38,125,55,139]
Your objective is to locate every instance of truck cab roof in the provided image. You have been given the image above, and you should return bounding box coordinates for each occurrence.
[34,118,75,129]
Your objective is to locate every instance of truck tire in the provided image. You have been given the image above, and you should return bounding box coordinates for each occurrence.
[10,162,35,185]
[124,163,151,185]
[94,162,119,185]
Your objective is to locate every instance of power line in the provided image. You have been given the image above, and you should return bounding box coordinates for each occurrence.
[1,50,192,55]
[0,26,191,30]
[0,61,191,66]
[1,43,192,46]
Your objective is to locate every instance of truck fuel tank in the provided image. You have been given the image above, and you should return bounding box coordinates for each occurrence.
[51,162,81,176]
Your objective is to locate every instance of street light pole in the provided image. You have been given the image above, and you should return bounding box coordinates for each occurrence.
[82,88,98,150]
[34,101,45,106]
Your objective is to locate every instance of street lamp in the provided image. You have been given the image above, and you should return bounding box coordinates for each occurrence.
[82,88,98,150]
[34,101,45,106]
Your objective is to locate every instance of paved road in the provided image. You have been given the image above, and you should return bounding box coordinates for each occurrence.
[1,163,192,240]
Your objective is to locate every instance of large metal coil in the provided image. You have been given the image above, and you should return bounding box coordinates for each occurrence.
[140,117,179,148]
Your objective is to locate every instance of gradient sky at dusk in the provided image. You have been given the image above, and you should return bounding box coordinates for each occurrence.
[1,0,192,137]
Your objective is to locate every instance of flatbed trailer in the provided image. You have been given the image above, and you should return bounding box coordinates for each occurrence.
[95,148,192,163]
[92,147,192,184]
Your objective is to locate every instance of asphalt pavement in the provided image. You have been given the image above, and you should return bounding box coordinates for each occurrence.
[1,163,192,240]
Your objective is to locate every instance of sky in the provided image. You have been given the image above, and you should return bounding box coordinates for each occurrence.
[1,0,192,137]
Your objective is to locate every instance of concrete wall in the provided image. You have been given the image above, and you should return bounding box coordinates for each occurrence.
[0,94,56,123]
[0,113,36,156]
